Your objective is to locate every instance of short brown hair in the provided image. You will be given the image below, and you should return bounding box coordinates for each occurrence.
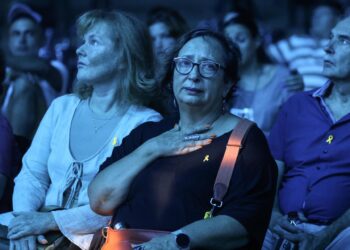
[75,10,159,105]
[160,29,241,101]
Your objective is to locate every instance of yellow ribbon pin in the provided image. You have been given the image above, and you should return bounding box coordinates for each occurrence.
[326,135,333,144]
[203,155,209,162]
[112,136,117,146]
[204,211,212,219]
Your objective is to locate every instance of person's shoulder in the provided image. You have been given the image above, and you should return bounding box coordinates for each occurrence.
[129,105,162,120]
[224,114,260,138]
[276,90,314,117]
[235,118,262,139]
[122,116,176,144]
[284,90,312,104]
[47,94,80,115]
[232,118,270,155]
[132,116,176,133]
[50,94,80,106]
[126,105,163,130]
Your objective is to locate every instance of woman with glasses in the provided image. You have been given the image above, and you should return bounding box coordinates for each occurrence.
[89,29,277,250]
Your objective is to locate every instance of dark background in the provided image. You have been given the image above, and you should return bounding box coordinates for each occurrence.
[1,0,349,38]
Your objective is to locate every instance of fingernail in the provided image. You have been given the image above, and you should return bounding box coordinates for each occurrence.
[205,139,212,144]
[38,235,48,244]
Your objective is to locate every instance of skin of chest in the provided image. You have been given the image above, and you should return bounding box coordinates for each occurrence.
[325,96,350,121]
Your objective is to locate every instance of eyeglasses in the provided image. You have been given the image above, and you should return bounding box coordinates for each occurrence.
[173,57,226,78]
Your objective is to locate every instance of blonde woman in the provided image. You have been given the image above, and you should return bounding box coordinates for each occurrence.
[0,10,162,250]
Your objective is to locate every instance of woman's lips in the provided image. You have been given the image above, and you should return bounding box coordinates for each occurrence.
[77,61,87,68]
[183,87,203,94]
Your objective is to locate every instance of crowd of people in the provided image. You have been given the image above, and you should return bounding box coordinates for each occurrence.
[0,1,350,250]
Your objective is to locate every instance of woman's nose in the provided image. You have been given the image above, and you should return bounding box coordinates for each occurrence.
[188,64,201,81]
[76,44,85,56]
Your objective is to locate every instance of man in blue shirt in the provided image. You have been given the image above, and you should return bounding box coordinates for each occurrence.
[263,16,350,249]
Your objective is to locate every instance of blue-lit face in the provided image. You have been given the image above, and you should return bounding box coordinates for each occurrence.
[9,18,41,57]
[149,22,176,60]
[76,22,123,85]
[224,24,258,67]
[173,37,230,110]
[323,17,350,81]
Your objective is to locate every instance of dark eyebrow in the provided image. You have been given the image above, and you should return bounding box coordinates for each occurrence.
[180,55,217,62]
[180,55,194,60]
[87,34,97,39]
[338,34,350,40]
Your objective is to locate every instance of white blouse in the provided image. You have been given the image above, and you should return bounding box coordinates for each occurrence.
[9,94,162,249]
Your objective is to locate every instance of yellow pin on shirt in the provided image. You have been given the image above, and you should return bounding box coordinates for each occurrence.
[326,135,333,144]
[204,210,212,219]
[203,155,209,162]
[112,136,117,146]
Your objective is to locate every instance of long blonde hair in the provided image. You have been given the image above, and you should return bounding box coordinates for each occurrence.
[75,10,159,106]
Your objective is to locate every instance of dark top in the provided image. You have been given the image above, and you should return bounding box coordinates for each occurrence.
[269,81,350,223]
[0,114,20,212]
[101,117,277,249]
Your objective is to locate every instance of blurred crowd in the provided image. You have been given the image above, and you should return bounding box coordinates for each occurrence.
[0,0,350,249]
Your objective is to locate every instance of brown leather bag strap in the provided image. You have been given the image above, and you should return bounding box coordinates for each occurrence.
[210,119,254,208]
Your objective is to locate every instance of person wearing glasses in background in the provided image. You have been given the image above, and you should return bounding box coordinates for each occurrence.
[89,29,277,250]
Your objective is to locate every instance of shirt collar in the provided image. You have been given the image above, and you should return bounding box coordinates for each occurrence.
[312,80,337,123]
[312,80,333,99]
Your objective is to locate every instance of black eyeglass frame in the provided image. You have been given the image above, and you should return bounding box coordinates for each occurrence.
[173,57,226,78]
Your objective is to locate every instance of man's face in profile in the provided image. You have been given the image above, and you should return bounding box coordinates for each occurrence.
[323,17,350,81]
[8,17,42,57]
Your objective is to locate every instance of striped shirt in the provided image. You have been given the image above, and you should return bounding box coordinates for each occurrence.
[267,35,329,90]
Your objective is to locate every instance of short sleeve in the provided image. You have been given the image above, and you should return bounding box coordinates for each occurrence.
[217,126,277,248]
[99,127,143,171]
